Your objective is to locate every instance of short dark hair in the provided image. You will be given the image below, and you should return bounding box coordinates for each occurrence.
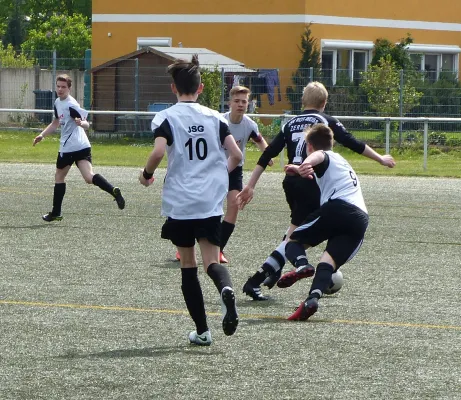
[305,124,334,151]
[56,74,72,88]
[167,54,201,95]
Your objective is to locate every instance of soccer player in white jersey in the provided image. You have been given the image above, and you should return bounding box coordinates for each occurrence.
[238,81,394,301]
[279,124,369,320]
[220,86,272,262]
[175,85,271,264]
[33,74,125,221]
[139,55,242,346]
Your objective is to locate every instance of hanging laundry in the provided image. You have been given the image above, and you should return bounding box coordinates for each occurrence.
[258,69,281,106]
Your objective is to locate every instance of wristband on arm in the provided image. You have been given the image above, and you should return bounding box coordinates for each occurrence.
[143,168,154,180]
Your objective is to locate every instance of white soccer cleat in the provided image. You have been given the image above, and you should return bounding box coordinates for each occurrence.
[188,330,212,346]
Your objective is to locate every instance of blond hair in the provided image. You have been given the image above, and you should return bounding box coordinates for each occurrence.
[301,81,328,109]
[229,85,251,98]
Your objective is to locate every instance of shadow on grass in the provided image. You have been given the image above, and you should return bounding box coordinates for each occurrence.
[0,224,71,230]
[56,345,221,359]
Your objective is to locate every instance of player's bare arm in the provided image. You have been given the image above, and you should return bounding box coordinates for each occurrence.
[74,118,90,130]
[285,151,323,178]
[33,119,60,146]
[224,135,243,173]
[362,145,396,168]
[139,137,167,186]
[236,164,265,209]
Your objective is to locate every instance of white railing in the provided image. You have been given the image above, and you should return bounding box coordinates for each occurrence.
[2,108,461,171]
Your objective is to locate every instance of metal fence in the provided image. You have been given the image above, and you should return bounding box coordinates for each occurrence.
[2,107,459,171]
[1,54,461,134]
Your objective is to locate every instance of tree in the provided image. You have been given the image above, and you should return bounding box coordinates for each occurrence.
[360,55,422,117]
[286,24,321,113]
[21,13,91,69]
[0,43,33,67]
[2,0,27,51]
[0,0,91,50]
[371,34,414,71]
[199,66,223,111]
[0,0,91,29]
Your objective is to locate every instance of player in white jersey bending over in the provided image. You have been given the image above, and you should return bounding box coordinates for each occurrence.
[238,81,394,301]
[175,85,271,264]
[33,74,125,221]
[281,124,369,321]
[139,55,242,346]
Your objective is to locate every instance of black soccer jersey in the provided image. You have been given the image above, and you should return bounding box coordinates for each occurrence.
[257,110,365,168]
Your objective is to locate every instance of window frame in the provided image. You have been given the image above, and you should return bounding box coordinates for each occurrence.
[321,40,374,84]
[406,44,460,80]
[137,37,172,49]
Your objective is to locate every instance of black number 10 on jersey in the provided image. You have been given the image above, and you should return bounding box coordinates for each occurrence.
[185,138,208,160]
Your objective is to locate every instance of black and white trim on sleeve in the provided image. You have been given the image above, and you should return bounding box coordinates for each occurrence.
[153,119,174,146]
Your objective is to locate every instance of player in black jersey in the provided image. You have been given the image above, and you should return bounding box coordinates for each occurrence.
[239,81,395,300]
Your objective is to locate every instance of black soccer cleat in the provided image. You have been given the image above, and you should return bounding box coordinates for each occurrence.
[220,286,239,336]
[42,213,63,222]
[262,269,282,290]
[112,187,125,210]
[243,281,268,301]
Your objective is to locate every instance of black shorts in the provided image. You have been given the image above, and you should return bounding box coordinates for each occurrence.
[228,166,243,192]
[290,199,369,267]
[282,175,321,226]
[56,148,92,169]
[161,216,222,248]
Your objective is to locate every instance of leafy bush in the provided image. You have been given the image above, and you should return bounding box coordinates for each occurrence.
[0,43,34,67]
[199,66,223,111]
[428,132,447,145]
[446,137,461,147]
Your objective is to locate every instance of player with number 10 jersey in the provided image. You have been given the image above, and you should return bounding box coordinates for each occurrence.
[152,103,230,219]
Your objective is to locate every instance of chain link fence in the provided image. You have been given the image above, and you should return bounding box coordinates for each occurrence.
[1,55,460,142]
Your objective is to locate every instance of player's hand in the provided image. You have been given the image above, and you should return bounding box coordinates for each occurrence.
[284,164,299,176]
[237,186,254,210]
[33,134,43,146]
[381,154,396,168]
[298,163,314,179]
[139,169,155,187]
[268,159,274,167]
[74,118,82,126]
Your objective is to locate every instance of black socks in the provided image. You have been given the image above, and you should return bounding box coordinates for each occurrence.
[309,263,335,299]
[207,263,232,294]
[220,221,235,252]
[52,183,66,216]
[285,241,309,269]
[92,173,114,194]
[181,268,208,335]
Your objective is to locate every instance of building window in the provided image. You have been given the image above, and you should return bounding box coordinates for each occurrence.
[442,54,455,71]
[137,37,172,49]
[353,51,367,83]
[321,51,334,85]
[407,44,460,81]
[321,40,373,85]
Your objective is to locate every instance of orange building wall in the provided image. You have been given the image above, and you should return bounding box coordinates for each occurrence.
[92,0,461,112]
[93,0,461,66]
[306,0,461,22]
[93,0,304,14]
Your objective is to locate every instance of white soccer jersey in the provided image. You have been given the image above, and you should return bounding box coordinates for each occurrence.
[314,151,367,213]
[152,102,230,219]
[53,95,90,153]
[223,112,261,166]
